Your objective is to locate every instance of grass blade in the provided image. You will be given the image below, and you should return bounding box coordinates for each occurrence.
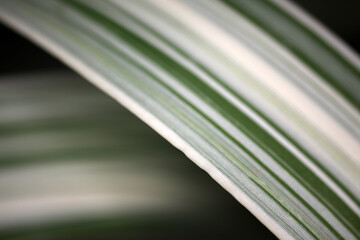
[0,1,359,239]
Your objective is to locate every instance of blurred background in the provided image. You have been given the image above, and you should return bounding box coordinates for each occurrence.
[0,1,359,239]
[0,71,277,239]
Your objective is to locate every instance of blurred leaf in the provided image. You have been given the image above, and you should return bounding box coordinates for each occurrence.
[0,71,275,239]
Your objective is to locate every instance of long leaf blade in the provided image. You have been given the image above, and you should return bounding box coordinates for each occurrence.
[0,0,359,239]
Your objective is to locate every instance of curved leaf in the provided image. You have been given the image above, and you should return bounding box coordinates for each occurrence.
[0,0,359,239]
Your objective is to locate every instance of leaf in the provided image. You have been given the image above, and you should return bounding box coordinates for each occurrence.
[0,0,359,239]
[0,71,275,239]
